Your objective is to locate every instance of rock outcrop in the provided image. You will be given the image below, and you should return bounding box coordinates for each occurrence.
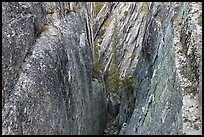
[93,2,202,135]
[2,2,202,135]
[2,2,107,135]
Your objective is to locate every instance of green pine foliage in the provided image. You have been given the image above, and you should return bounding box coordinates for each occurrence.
[107,64,120,94]
[106,14,120,95]
[92,44,104,81]
[122,76,134,99]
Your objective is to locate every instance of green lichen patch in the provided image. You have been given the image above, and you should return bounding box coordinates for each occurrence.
[180,66,194,81]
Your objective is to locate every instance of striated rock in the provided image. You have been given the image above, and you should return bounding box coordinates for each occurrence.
[94,2,202,135]
[118,88,128,127]
[2,2,202,135]
[121,2,202,135]
[92,81,108,134]
[107,92,120,119]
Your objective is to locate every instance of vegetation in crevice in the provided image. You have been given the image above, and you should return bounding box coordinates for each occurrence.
[131,52,135,60]
[94,2,104,18]
[98,29,105,38]
[92,2,106,81]
[121,76,134,100]
[107,64,120,94]
[92,44,104,82]
[41,24,48,32]
[124,11,128,17]
[142,2,149,20]
[106,14,120,95]
[111,14,120,66]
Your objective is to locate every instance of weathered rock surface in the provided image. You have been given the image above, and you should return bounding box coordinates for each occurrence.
[173,2,202,135]
[2,2,107,135]
[2,2,202,135]
[93,2,202,135]
[122,2,183,135]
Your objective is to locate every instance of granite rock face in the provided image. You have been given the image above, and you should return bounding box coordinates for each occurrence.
[2,2,107,135]
[119,2,183,134]
[93,2,202,135]
[2,2,202,135]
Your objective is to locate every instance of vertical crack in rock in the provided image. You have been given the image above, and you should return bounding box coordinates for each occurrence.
[2,2,202,135]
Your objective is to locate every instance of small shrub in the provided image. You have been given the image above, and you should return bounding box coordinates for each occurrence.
[111,14,120,66]
[107,64,120,94]
[106,13,120,95]
[122,76,134,99]
[124,11,128,17]
[154,4,162,18]
[92,63,102,82]
[92,44,104,81]
[72,4,81,12]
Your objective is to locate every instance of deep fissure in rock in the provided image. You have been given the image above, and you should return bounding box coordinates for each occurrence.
[2,2,202,135]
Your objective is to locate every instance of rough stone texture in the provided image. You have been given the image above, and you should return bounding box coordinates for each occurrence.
[118,89,128,126]
[93,2,202,135]
[92,81,108,134]
[2,2,107,135]
[173,2,202,135]
[107,92,120,118]
[2,2,202,135]
[122,3,183,135]
[96,2,146,78]
[122,2,202,135]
